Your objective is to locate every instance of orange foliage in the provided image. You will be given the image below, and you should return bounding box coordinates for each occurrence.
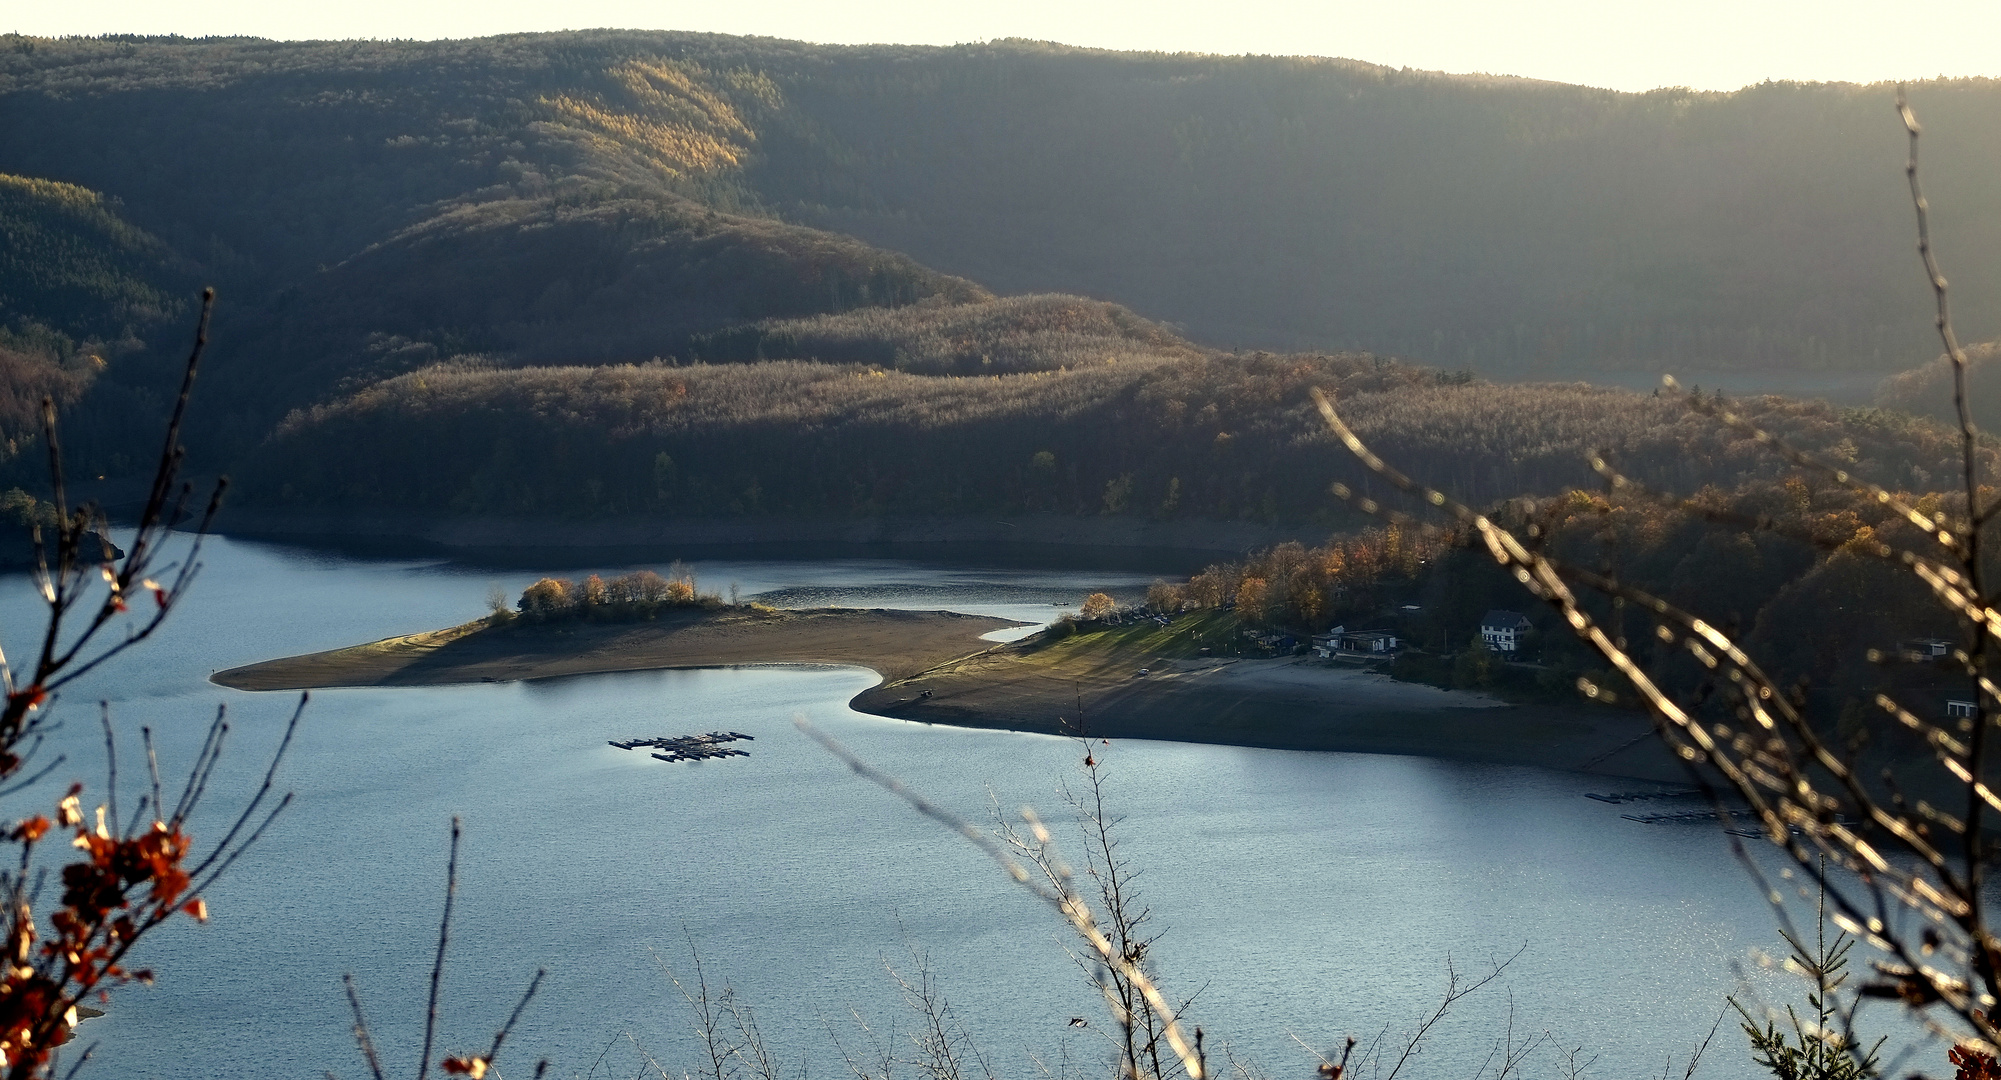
[0,784,202,1075]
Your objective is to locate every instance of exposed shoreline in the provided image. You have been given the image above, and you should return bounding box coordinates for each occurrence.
[215,607,1686,782]
[211,608,1024,691]
[852,640,1687,782]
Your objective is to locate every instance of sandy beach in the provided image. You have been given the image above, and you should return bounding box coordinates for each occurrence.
[211,607,1023,691]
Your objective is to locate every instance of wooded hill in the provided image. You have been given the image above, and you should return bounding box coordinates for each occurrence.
[11,31,2001,377]
[246,351,1970,527]
[1,31,1996,521]
[1181,473,1980,774]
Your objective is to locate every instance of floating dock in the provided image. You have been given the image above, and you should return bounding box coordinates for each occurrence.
[1723,817,1856,839]
[1619,807,1748,824]
[610,731,754,763]
[1583,788,1701,804]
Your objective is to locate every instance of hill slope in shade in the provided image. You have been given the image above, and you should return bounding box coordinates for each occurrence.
[6,32,1999,378]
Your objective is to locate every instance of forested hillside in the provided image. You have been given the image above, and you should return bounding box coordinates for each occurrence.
[0,34,998,468]
[1,30,1993,521]
[0,172,194,453]
[1159,473,1968,763]
[246,352,1968,526]
[11,32,1999,378]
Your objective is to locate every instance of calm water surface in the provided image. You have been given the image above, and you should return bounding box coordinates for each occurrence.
[0,537,1908,1079]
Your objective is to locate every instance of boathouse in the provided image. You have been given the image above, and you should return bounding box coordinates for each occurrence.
[1339,629,1399,654]
[1312,626,1345,658]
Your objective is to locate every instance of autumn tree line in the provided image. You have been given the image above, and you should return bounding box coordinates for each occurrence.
[237,348,1971,533]
[1149,467,1972,729]
[508,564,729,623]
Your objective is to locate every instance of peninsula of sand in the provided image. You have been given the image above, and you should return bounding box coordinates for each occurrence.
[211,607,1024,691]
[214,607,1683,782]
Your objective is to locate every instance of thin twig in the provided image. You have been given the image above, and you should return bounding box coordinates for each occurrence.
[417,817,462,1080]
[343,973,388,1080]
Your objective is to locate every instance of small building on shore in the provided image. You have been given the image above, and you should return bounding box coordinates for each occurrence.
[1902,637,1954,661]
[1341,630,1399,655]
[1312,626,1346,658]
[1481,610,1533,654]
[1304,628,1400,652]
[1314,627,1398,656]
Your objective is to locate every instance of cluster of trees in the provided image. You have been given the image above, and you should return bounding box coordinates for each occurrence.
[1168,468,1969,712]
[684,293,1201,374]
[239,348,1974,530]
[511,566,713,622]
[1146,524,1445,628]
[1873,339,2001,430]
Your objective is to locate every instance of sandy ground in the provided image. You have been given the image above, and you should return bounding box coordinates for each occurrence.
[217,608,1686,782]
[853,651,1689,781]
[211,608,1022,691]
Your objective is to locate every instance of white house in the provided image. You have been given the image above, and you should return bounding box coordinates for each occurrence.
[1480,610,1533,654]
[1948,699,1980,721]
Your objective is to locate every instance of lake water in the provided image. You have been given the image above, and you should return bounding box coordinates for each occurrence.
[0,535,1923,1080]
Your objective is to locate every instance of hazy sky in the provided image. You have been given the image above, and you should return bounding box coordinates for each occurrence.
[10,0,2001,93]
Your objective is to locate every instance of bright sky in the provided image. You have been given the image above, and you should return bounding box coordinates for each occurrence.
[9,0,2001,94]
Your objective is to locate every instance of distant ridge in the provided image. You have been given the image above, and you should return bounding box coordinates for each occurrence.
[0,31,1992,523]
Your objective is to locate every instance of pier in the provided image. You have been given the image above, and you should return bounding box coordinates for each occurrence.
[1619,808,1748,824]
[1583,788,1701,804]
[609,731,754,763]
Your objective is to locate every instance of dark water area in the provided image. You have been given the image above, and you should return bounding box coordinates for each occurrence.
[213,531,1247,578]
[0,535,1936,1080]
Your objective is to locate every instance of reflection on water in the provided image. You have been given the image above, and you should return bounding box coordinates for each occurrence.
[0,536,1904,1078]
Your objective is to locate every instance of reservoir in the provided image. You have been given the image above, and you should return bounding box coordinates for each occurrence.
[0,535,1847,1079]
